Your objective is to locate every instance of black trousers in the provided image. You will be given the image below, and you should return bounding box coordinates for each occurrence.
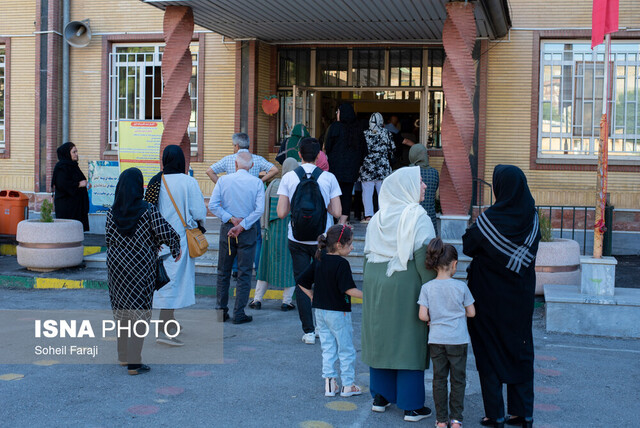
[288,240,316,334]
[479,370,534,420]
[216,222,257,318]
[338,181,354,218]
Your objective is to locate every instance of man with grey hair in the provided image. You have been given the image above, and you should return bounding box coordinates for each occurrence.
[208,152,265,324]
[206,132,278,184]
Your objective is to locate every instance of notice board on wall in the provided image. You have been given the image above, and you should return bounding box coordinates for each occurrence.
[118,120,163,186]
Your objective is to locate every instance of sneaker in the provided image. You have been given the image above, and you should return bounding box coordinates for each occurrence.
[127,364,151,376]
[372,394,391,412]
[302,332,316,344]
[156,334,184,347]
[324,377,339,397]
[340,384,362,397]
[248,300,261,310]
[403,407,432,422]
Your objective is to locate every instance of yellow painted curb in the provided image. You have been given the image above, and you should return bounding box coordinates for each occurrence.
[83,246,104,256]
[0,244,17,256]
[35,278,84,289]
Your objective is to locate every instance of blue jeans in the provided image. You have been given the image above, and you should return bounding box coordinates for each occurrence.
[315,308,356,386]
[370,367,426,411]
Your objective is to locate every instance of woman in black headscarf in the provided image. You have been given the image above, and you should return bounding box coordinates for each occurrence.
[51,142,90,231]
[325,103,367,224]
[145,145,207,346]
[106,167,181,376]
[462,165,540,428]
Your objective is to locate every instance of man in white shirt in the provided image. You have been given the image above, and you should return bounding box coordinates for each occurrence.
[209,152,265,325]
[206,132,279,184]
[277,138,342,344]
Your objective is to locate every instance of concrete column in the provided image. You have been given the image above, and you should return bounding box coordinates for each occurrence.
[161,6,194,170]
[440,2,476,215]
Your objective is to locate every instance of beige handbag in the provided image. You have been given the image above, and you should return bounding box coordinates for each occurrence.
[162,175,209,258]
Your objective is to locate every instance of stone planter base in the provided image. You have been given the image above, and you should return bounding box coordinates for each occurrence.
[16,219,84,271]
[535,239,581,296]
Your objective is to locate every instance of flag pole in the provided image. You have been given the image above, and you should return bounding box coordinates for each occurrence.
[593,33,611,259]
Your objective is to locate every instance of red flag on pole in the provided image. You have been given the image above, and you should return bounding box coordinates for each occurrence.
[591,0,619,49]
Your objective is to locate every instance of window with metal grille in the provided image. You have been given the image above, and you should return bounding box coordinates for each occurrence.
[389,48,423,87]
[108,44,199,155]
[352,49,385,86]
[316,48,349,87]
[0,47,5,149]
[278,49,310,87]
[539,41,640,158]
[427,48,445,148]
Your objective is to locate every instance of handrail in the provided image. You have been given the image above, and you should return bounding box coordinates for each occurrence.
[472,178,493,215]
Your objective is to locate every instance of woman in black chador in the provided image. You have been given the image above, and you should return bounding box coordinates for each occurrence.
[462,165,540,428]
[51,142,90,231]
[325,103,367,225]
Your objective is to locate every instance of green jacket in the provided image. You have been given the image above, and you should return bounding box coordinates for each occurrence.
[361,245,436,371]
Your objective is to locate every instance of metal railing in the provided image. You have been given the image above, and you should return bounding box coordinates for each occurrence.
[472,178,493,215]
[535,205,614,256]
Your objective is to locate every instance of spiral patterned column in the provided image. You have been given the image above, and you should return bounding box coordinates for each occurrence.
[161,6,194,170]
[440,2,476,215]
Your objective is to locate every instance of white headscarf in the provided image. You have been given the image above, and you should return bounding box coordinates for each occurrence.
[364,166,436,276]
[368,112,384,134]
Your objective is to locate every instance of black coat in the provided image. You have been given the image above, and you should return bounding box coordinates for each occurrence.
[325,122,367,183]
[52,144,89,231]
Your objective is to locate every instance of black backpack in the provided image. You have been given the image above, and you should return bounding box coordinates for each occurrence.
[290,166,326,241]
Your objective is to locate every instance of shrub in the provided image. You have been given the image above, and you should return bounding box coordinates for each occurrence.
[40,200,54,223]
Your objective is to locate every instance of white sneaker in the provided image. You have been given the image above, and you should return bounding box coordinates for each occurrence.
[302,332,316,344]
[156,334,184,347]
[324,377,339,397]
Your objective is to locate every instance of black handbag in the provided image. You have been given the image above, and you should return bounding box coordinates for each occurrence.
[155,255,170,291]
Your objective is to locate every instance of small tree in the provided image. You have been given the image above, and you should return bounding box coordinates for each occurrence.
[539,212,552,242]
[40,200,54,223]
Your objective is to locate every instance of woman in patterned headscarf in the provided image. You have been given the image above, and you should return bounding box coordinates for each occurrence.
[359,113,396,223]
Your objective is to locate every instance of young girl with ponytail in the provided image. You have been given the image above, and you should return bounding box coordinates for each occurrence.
[297,224,363,398]
[418,237,476,428]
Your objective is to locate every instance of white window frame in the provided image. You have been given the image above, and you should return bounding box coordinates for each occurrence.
[0,46,5,150]
[108,43,199,155]
[538,40,640,160]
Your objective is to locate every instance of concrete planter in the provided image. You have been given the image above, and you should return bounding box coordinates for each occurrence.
[16,219,84,272]
[535,239,581,296]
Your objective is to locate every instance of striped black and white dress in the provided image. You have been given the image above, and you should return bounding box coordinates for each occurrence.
[105,205,180,320]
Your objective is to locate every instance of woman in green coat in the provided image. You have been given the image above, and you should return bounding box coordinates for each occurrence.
[362,166,437,422]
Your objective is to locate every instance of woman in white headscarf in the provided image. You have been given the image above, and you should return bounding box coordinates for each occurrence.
[359,112,396,223]
[361,166,436,422]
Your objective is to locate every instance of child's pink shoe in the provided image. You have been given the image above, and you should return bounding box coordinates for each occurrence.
[340,384,362,397]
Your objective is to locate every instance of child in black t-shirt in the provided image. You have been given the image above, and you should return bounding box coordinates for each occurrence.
[297,224,363,398]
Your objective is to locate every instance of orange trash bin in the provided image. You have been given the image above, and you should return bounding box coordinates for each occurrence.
[0,190,29,235]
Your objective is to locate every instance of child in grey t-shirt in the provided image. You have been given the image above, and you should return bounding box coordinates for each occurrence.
[418,238,475,428]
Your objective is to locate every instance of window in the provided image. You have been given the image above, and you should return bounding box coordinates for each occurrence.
[352,49,385,86]
[316,48,348,87]
[389,48,423,87]
[539,41,640,158]
[108,44,199,155]
[427,48,445,148]
[0,46,5,149]
[278,49,310,87]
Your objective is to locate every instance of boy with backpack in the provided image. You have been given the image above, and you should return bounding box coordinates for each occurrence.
[277,138,342,344]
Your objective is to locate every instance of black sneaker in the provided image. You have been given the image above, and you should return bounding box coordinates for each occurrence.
[371,394,391,412]
[248,300,261,310]
[403,407,432,422]
[280,303,295,311]
[232,315,253,324]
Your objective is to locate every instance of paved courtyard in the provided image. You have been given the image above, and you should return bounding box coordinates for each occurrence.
[0,287,638,427]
